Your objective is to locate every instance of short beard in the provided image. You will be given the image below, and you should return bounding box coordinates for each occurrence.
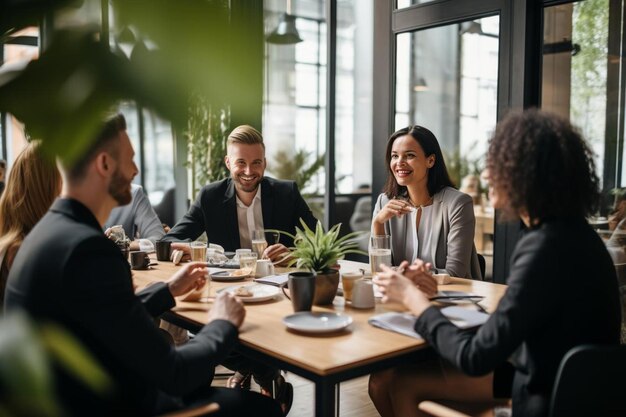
[233,174,261,193]
[109,168,132,206]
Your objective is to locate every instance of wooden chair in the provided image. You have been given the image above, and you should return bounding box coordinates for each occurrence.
[419,344,626,417]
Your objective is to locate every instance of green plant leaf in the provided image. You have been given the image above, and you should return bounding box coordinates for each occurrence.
[279,219,367,272]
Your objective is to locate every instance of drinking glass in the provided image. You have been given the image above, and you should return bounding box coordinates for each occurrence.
[190,241,207,262]
[251,229,268,257]
[370,235,392,276]
[239,252,258,276]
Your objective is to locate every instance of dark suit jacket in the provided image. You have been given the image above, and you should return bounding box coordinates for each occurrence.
[415,217,621,417]
[163,177,318,251]
[4,199,238,415]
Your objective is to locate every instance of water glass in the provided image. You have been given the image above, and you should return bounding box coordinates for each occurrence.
[239,252,258,276]
[370,235,392,276]
[190,241,207,262]
[251,229,268,257]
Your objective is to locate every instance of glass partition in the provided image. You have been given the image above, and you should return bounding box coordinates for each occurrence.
[394,16,499,278]
[264,0,374,244]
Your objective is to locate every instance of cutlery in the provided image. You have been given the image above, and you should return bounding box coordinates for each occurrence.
[429,295,484,301]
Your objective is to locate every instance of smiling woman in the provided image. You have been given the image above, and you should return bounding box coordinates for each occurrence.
[371,125,482,279]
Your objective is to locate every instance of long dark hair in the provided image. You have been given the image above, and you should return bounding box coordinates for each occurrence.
[486,109,600,221]
[382,125,454,199]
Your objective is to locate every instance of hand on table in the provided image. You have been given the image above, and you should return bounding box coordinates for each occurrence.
[166,261,208,297]
[374,264,432,317]
[263,244,291,266]
[402,259,438,297]
[209,292,246,328]
[170,242,191,261]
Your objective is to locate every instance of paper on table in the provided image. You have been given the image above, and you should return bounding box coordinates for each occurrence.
[254,274,289,286]
[368,306,490,339]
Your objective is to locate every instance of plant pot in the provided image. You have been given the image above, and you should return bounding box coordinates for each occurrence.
[313,269,339,305]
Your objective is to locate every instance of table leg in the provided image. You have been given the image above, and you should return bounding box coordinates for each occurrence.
[315,380,337,417]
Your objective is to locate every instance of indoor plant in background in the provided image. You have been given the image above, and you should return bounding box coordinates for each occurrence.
[279,219,366,305]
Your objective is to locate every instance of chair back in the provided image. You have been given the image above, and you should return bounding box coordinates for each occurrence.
[550,344,626,417]
[476,253,486,280]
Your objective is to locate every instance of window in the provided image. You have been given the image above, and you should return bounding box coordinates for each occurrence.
[1,27,40,164]
[264,0,374,238]
[394,16,500,278]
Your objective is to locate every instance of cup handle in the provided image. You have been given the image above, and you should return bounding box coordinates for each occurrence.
[281,283,291,300]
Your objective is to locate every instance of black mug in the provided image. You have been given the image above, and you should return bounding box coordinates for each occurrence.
[282,272,316,312]
[130,251,150,270]
[155,240,172,261]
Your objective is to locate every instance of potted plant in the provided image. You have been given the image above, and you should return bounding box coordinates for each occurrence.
[280,219,367,305]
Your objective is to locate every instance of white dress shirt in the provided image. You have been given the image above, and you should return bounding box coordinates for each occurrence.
[235,185,264,249]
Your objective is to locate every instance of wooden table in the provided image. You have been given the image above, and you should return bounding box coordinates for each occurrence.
[133,258,507,417]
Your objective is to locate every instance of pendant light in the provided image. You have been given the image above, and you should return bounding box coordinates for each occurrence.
[267,0,303,45]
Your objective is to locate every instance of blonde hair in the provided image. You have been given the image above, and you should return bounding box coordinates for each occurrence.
[227,125,265,149]
[0,141,62,270]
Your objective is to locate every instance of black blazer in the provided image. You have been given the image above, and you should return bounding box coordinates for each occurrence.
[163,177,318,251]
[415,217,621,417]
[4,199,238,415]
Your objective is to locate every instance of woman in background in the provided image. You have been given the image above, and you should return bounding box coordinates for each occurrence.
[371,125,481,279]
[0,141,61,303]
[369,109,621,417]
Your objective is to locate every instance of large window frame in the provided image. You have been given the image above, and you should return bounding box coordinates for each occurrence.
[374,0,545,283]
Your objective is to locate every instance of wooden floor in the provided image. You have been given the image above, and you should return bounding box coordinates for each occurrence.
[214,367,380,417]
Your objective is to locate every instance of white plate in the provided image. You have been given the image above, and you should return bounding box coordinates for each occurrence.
[283,312,353,334]
[218,284,280,302]
[210,270,250,282]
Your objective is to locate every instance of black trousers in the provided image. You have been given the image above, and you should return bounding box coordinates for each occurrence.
[221,351,279,388]
[155,384,282,417]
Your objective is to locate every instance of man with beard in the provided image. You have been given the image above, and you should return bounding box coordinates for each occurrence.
[162,125,318,414]
[163,124,317,263]
[4,114,281,417]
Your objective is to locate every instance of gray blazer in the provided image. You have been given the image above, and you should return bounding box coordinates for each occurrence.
[104,184,165,245]
[372,187,482,279]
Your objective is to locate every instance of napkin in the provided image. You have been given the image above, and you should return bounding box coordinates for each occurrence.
[254,274,289,286]
[368,306,490,339]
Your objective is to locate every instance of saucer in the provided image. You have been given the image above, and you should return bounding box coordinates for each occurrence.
[283,312,353,334]
[210,270,250,282]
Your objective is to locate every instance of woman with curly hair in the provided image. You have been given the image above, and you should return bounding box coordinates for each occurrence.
[0,141,61,304]
[369,109,621,417]
[371,125,481,279]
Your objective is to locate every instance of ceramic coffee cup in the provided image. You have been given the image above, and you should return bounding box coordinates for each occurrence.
[282,271,316,312]
[130,251,150,270]
[155,240,172,261]
[351,279,375,309]
[255,259,275,277]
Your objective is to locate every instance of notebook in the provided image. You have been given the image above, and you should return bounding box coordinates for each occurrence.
[253,274,289,287]
[368,306,490,339]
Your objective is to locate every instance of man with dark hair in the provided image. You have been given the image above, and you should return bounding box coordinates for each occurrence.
[4,113,281,417]
[164,124,317,262]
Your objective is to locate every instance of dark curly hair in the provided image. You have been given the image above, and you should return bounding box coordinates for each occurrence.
[486,109,600,222]
[382,125,454,199]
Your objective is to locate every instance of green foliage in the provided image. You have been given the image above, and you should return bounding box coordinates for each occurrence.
[0,0,254,164]
[0,313,112,417]
[275,220,367,273]
[184,94,230,197]
[443,146,483,189]
[271,149,324,197]
[571,0,609,142]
